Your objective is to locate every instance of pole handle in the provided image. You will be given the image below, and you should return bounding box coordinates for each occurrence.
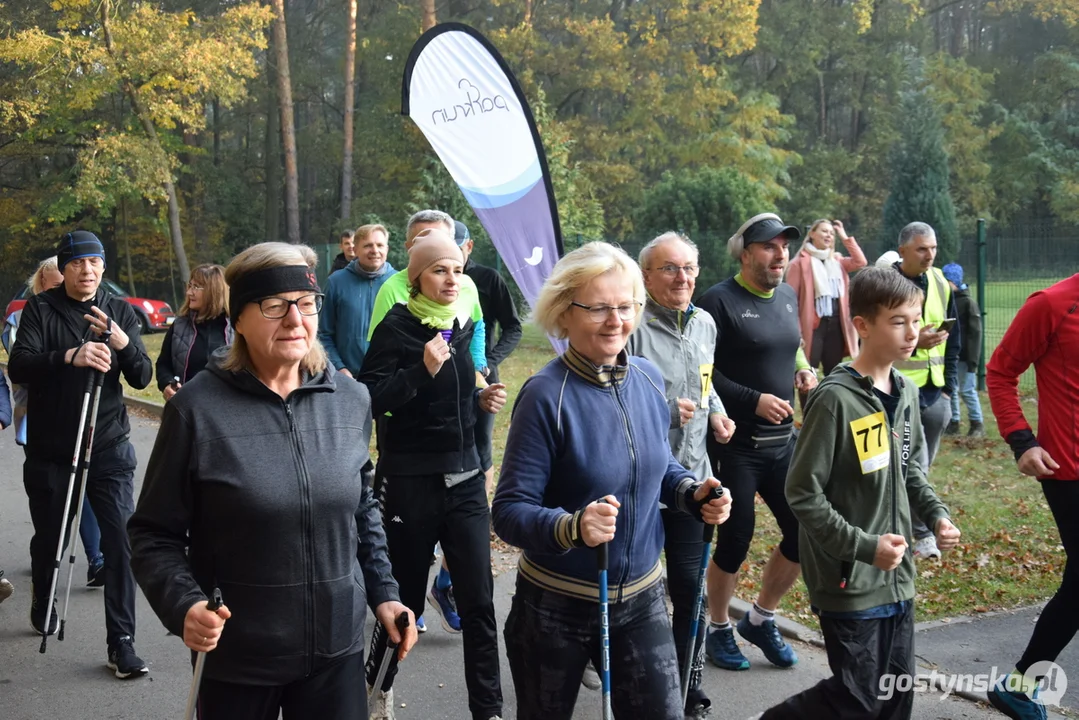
[702,485,725,544]
[207,587,223,612]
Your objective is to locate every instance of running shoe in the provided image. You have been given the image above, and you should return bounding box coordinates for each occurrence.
[87,557,106,588]
[737,615,798,668]
[0,570,13,604]
[368,684,395,720]
[416,615,427,634]
[987,674,1048,720]
[581,660,601,690]
[427,581,462,634]
[913,535,942,560]
[29,589,58,636]
[705,625,749,671]
[106,636,149,679]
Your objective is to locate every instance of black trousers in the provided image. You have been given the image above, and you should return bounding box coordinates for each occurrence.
[761,602,916,720]
[197,649,366,720]
[505,576,681,720]
[24,441,137,646]
[661,508,708,708]
[1017,479,1079,674]
[801,313,846,410]
[366,472,502,720]
[474,407,495,472]
[709,437,800,574]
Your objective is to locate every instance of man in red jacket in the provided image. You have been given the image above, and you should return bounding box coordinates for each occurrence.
[985,274,1079,720]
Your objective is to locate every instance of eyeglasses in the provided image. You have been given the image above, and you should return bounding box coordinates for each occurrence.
[650,264,700,278]
[570,301,642,323]
[256,293,324,319]
[187,283,204,292]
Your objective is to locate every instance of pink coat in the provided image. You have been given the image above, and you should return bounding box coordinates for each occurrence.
[785,237,867,361]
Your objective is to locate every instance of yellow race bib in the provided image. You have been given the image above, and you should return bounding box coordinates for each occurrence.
[699,363,714,408]
[849,412,889,474]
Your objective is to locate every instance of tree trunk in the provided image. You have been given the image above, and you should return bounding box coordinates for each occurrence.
[120,198,137,296]
[340,0,357,223]
[100,0,190,281]
[524,0,533,27]
[212,97,221,166]
[818,71,827,141]
[265,30,281,244]
[421,0,436,31]
[271,0,301,244]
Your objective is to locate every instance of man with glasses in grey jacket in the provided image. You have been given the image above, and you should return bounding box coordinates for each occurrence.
[627,231,736,719]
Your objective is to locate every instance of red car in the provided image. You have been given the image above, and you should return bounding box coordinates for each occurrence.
[4,278,175,334]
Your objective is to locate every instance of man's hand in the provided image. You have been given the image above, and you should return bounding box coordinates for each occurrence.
[183,599,232,653]
[68,342,111,373]
[479,383,508,414]
[694,477,731,525]
[1018,446,1059,477]
[374,601,418,662]
[916,325,948,350]
[934,518,961,552]
[163,383,180,401]
[580,496,620,547]
[873,533,908,571]
[756,393,794,424]
[676,398,696,427]
[710,413,735,444]
[85,306,129,351]
[795,369,818,393]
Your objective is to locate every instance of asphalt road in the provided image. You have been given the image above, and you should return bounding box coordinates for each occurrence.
[0,411,1054,719]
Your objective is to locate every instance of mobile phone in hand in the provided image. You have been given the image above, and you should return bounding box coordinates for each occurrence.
[935,318,956,334]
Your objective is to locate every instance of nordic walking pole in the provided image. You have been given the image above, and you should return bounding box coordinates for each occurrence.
[681,485,725,709]
[368,612,410,707]
[598,537,613,720]
[58,346,110,642]
[39,348,95,653]
[184,587,223,720]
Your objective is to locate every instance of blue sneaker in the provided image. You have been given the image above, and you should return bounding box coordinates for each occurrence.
[416,615,427,634]
[737,615,798,668]
[427,581,462,634]
[705,626,749,671]
[988,675,1047,720]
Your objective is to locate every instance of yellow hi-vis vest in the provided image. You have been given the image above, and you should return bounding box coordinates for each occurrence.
[896,266,950,387]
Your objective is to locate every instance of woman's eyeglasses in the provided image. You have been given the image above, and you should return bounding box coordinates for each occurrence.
[569,301,642,323]
[256,294,324,319]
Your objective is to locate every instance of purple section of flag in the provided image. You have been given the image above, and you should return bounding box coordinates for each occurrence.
[473,180,558,309]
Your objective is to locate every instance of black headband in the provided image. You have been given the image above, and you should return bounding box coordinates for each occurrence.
[230,265,320,325]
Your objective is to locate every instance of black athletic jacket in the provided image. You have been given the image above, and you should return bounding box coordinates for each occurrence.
[359,304,481,477]
[8,285,151,461]
[129,352,399,685]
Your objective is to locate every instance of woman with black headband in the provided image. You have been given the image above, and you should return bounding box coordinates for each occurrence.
[359,227,508,720]
[129,242,415,718]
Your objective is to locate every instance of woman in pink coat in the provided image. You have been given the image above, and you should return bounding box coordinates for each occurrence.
[784,219,867,409]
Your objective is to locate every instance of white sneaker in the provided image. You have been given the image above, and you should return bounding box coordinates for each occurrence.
[581,660,601,690]
[0,574,13,604]
[913,535,942,560]
[367,683,395,720]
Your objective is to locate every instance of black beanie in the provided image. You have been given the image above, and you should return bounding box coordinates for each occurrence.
[57,231,106,271]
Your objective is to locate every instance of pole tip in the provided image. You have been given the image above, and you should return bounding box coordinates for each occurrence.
[58,622,66,642]
[39,637,47,654]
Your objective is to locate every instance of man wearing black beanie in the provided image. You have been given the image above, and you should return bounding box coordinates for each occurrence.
[9,230,153,679]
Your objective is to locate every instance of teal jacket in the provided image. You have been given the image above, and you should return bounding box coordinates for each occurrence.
[319,260,395,374]
[786,364,950,613]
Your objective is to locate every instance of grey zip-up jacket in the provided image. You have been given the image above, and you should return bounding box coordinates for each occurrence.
[129,350,399,685]
[627,296,727,481]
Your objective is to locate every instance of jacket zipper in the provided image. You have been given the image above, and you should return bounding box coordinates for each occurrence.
[284,401,316,675]
[181,318,197,383]
[450,334,464,471]
[611,380,637,601]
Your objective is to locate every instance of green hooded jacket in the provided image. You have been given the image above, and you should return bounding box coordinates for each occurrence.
[786,364,950,613]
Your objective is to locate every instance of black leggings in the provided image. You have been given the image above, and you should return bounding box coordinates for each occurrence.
[1016,479,1079,675]
[801,314,846,411]
[709,437,800,575]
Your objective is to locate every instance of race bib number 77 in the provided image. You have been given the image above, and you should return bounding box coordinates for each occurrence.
[849,411,889,474]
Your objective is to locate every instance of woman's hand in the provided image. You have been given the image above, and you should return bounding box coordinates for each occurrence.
[832,219,849,241]
[694,478,732,525]
[423,334,451,377]
[374,601,418,661]
[183,599,232,652]
[580,495,620,547]
[479,383,507,414]
[163,383,180,401]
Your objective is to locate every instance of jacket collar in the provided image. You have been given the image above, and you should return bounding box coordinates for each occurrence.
[561,345,629,388]
[644,294,696,333]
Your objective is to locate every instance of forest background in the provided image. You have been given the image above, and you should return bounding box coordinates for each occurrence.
[0,0,1076,307]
